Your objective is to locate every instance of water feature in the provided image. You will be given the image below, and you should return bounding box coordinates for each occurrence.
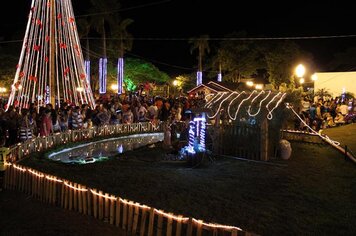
[48,133,163,164]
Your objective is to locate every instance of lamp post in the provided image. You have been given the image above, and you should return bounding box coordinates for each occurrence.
[295,64,305,85]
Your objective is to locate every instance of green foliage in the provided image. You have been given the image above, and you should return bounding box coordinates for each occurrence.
[123,57,170,85]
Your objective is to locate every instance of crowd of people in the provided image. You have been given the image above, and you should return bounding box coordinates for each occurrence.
[0,94,204,148]
[295,96,354,131]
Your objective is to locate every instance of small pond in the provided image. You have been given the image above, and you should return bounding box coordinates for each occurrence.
[48,133,164,164]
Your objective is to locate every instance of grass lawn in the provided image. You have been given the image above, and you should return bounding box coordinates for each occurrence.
[19,138,356,236]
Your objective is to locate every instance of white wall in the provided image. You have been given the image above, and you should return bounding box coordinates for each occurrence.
[314,72,356,97]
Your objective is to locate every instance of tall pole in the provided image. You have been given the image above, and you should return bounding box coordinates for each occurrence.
[50,0,56,106]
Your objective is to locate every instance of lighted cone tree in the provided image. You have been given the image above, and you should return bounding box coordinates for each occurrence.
[7,0,96,112]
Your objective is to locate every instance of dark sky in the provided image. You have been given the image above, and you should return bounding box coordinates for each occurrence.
[2,0,356,74]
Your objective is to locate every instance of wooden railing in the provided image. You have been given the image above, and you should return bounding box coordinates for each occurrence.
[4,164,254,236]
[3,121,257,236]
[7,122,162,163]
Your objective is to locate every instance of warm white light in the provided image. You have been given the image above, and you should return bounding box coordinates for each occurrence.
[255,84,263,90]
[311,73,318,81]
[299,78,305,84]
[76,87,84,92]
[110,84,118,91]
[246,81,254,87]
[295,64,305,77]
[173,80,179,86]
[0,87,7,93]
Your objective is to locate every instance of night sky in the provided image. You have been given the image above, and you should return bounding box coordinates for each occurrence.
[2,0,356,74]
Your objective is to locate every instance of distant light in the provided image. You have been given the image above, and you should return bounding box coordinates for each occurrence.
[246,81,254,87]
[295,64,305,77]
[255,84,263,90]
[217,73,222,82]
[311,73,318,81]
[111,84,118,91]
[299,78,305,84]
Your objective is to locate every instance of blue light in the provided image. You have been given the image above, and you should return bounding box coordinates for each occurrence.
[117,58,124,94]
[196,71,202,86]
[85,60,90,84]
[217,73,222,82]
[99,57,107,94]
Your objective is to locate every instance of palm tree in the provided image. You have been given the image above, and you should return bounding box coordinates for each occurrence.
[189,35,210,86]
[113,18,134,94]
[89,0,122,94]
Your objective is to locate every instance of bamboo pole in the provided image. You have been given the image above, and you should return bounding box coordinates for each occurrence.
[104,193,109,222]
[93,188,98,218]
[115,198,121,227]
[166,216,173,236]
[139,208,147,236]
[175,215,182,236]
[186,217,193,236]
[98,190,104,220]
[132,205,139,235]
[148,208,155,236]
[78,184,83,213]
[157,214,163,236]
[109,195,115,225]
[122,202,128,230]
[127,203,133,233]
[73,183,78,211]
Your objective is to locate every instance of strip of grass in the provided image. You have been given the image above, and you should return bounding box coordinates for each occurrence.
[20,141,356,235]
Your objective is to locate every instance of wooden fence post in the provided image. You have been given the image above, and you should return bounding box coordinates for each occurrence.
[147,207,155,236]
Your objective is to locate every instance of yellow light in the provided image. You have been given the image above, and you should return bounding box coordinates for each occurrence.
[110,84,118,91]
[299,78,305,84]
[311,73,318,81]
[64,181,88,191]
[295,64,305,77]
[173,80,179,86]
[255,84,263,90]
[246,81,254,87]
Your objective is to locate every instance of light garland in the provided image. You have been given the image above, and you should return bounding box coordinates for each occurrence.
[90,189,117,200]
[8,162,247,233]
[285,103,340,145]
[205,90,287,121]
[64,181,88,192]
[247,90,271,117]
[6,0,96,111]
[266,92,286,120]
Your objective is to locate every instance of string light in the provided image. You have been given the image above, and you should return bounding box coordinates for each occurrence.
[28,169,44,178]
[64,181,88,192]
[154,209,189,222]
[90,189,117,200]
[247,90,271,117]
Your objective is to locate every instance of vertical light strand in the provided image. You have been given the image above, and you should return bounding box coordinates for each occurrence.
[117,57,124,94]
[217,73,222,82]
[85,60,90,84]
[99,58,107,94]
[196,71,202,86]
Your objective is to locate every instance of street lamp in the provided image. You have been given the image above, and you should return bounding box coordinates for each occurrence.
[295,64,306,84]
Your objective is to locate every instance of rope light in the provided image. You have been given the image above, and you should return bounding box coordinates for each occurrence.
[90,189,117,200]
[64,181,88,192]
[285,103,340,145]
[154,209,189,222]
[28,169,45,178]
